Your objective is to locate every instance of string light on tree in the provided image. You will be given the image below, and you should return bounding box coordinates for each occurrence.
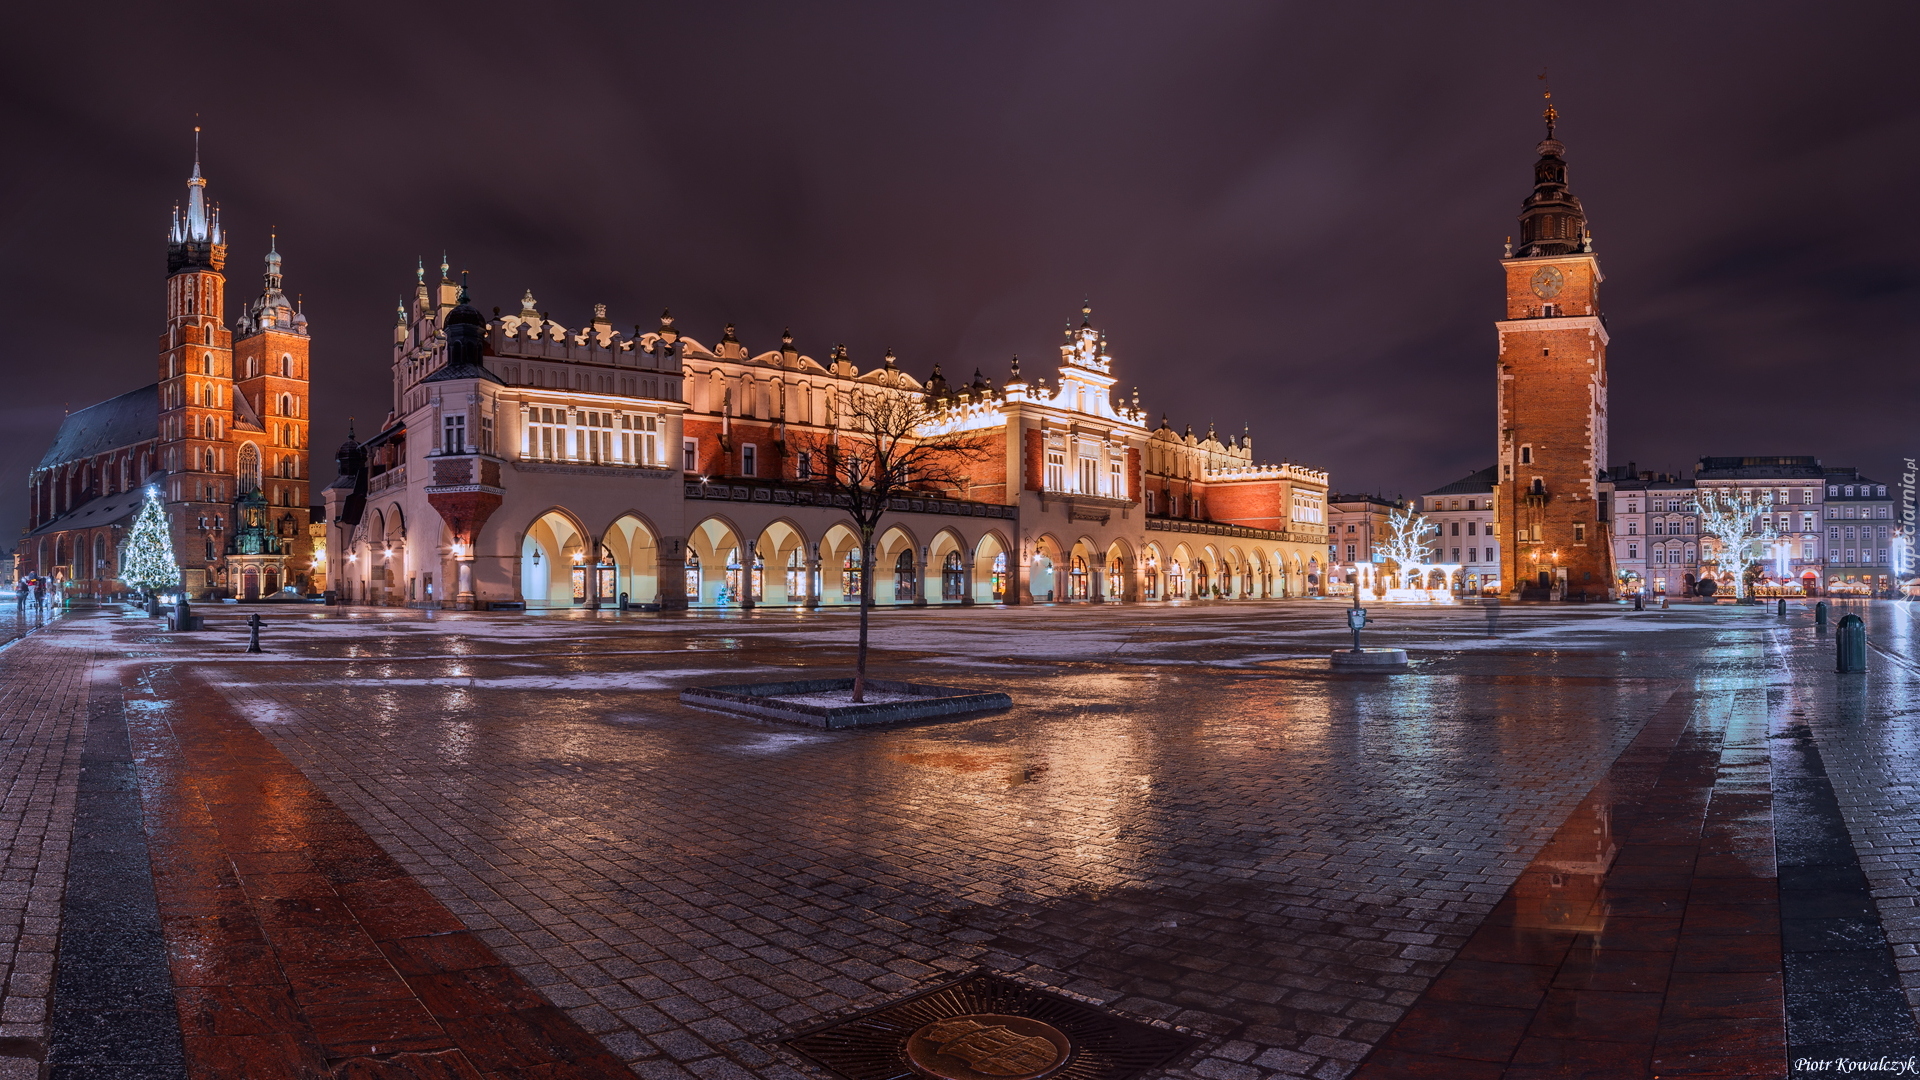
[121,486,182,595]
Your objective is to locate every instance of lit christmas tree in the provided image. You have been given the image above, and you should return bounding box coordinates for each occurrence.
[121,486,181,597]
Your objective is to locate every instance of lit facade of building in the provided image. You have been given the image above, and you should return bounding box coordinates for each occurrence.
[326,286,1332,610]
[1418,467,1499,594]
[1603,457,1894,598]
[1326,494,1404,595]
[1821,469,1896,595]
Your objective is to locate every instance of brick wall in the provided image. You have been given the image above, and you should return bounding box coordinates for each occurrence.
[1206,480,1286,531]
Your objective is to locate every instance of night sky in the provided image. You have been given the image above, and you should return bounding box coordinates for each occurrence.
[3,3,1915,543]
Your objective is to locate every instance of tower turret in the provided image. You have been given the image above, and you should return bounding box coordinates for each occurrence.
[1513,98,1590,258]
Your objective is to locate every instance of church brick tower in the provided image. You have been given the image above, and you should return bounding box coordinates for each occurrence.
[233,237,314,586]
[1493,97,1613,600]
[154,137,315,597]
[158,143,236,594]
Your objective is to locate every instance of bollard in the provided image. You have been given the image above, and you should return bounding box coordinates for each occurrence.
[246,612,263,654]
[618,591,630,612]
[1633,594,1644,611]
[1778,598,1787,617]
[1815,600,1829,628]
[1836,613,1867,673]
[173,596,194,632]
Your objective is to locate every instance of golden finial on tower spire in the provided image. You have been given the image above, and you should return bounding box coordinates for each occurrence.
[1538,68,1558,134]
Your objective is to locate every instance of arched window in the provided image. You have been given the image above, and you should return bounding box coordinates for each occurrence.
[1142,557,1159,599]
[1068,556,1088,600]
[684,552,701,602]
[238,443,261,492]
[894,549,917,603]
[991,552,1007,601]
[279,394,292,416]
[202,354,213,375]
[942,551,964,600]
[280,354,291,377]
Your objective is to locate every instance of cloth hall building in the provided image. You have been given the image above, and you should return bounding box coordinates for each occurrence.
[326,277,1333,610]
[19,155,315,600]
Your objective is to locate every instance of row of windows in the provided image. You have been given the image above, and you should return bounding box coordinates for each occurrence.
[1831,549,1892,565]
[1042,449,1124,497]
[1144,491,1200,517]
[512,408,663,465]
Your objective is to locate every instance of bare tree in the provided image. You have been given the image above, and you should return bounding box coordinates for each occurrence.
[1372,506,1434,588]
[1695,488,1780,599]
[792,384,992,701]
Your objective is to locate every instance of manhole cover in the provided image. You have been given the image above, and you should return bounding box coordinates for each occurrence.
[786,974,1198,1080]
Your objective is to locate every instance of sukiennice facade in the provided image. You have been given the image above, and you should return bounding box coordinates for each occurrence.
[327,270,1332,611]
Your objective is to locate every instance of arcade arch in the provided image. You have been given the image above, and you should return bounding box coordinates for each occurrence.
[687,516,748,607]
[520,510,588,608]
[1029,534,1064,602]
[973,531,1010,604]
[820,523,865,605]
[602,514,661,607]
[753,519,810,605]
[875,525,921,605]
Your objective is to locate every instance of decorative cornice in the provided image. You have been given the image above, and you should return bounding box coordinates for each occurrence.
[1496,315,1610,346]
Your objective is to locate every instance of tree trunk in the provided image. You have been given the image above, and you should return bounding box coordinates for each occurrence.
[852,531,874,702]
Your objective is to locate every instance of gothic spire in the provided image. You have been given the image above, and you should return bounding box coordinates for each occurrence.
[167,127,226,274]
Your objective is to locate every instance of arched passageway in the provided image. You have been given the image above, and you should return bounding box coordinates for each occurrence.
[520,510,588,608]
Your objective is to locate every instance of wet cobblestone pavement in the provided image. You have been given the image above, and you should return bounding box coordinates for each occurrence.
[6,599,1920,1078]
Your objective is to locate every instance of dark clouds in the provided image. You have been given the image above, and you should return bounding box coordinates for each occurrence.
[2,2,1915,542]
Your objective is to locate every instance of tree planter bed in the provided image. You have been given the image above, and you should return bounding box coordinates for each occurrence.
[681,678,1012,728]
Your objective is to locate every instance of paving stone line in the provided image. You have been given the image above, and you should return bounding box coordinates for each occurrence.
[0,620,91,1079]
[1772,610,1920,1051]
[46,659,186,1078]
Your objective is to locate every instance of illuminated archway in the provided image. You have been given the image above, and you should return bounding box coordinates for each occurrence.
[520,510,588,608]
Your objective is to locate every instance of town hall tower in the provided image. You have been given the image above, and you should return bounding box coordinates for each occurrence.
[1493,99,1613,600]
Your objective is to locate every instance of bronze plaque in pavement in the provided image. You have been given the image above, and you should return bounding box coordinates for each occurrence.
[904,1014,1071,1080]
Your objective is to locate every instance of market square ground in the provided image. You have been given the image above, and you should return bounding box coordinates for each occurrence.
[2,598,1918,1079]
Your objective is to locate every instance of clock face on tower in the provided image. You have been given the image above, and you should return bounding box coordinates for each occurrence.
[1530,265,1565,299]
